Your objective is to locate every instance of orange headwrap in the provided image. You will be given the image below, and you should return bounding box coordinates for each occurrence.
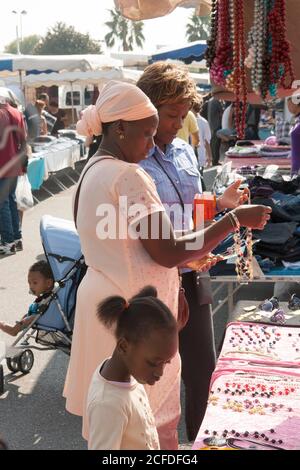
[76,80,157,136]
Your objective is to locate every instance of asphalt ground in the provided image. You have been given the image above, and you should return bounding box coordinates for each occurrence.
[0,164,274,449]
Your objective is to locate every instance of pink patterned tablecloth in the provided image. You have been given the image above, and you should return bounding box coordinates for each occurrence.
[193,322,300,450]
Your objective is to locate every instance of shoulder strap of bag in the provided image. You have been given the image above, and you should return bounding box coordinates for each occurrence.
[152,154,185,212]
[73,156,114,227]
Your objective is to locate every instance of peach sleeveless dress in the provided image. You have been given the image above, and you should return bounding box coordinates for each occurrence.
[63,157,180,450]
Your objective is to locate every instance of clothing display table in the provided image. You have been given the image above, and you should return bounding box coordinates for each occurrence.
[32,140,81,177]
[224,141,291,170]
[27,141,81,191]
[224,155,291,170]
[27,157,45,190]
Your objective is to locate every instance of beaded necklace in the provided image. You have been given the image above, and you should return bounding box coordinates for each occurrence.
[229,202,253,285]
[245,0,294,99]
[210,0,232,87]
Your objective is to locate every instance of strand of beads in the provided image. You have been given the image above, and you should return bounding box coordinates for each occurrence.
[246,0,267,95]
[205,0,219,69]
[229,207,253,284]
[270,0,295,92]
[231,0,247,139]
[225,0,236,92]
[210,0,233,86]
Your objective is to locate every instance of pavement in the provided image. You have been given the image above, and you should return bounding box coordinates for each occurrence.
[0,164,275,450]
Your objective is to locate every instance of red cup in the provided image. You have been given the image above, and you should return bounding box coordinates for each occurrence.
[193,192,216,229]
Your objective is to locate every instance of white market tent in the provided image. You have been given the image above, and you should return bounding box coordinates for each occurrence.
[0,54,125,122]
[0,54,122,73]
[2,68,141,88]
[3,67,209,89]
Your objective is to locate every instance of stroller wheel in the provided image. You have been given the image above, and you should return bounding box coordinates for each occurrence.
[6,356,20,373]
[17,349,34,374]
[0,365,4,395]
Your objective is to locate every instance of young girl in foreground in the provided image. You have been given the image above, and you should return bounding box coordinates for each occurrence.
[87,286,178,450]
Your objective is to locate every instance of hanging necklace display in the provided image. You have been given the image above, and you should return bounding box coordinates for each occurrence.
[245,0,294,99]
[210,0,232,87]
[207,0,247,139]
[206,1,295,135]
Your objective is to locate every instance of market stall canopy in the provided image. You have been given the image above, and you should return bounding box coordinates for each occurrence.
[211,0,300,103]
[110,51,150,67]
[114,0,211,19]
[2,68,142,88]
[0,54,122,74]
[2,67,209,88]
[149,41,207,65]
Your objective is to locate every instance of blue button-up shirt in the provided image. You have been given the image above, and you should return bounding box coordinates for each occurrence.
[140,138,202,232]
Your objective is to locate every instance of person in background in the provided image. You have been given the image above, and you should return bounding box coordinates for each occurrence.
[177,110,200,148]
[207,96,223,166]
[34,100,48,136]
[87,286,178,450]
[0,94,26,255]
[38,93,50,110]
[245,104,261,141]
[0,260,54,336]
[24,102,40,140]
[39,93,56,134]
[287,94,300,175]
[48,101,66,137]
[199,92,211,121]
[192,98,212,173]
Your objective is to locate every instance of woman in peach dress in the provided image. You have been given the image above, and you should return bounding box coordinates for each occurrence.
[63,81,271,449]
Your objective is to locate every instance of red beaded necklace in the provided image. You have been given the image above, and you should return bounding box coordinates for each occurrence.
[232,0,247,139]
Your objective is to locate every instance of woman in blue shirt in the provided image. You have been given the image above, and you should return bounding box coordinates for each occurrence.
[138,62,249,441]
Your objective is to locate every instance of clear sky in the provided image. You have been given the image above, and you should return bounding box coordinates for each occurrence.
[1,0,194,54]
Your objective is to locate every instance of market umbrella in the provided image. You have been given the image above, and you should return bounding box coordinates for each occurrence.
[114,0,211,19]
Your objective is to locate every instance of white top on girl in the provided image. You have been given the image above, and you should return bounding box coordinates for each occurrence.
[87,360,160,450]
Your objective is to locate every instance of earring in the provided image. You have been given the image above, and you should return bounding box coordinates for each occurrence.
[117,130,125,140]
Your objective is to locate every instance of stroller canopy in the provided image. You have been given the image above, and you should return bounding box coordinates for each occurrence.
[40,215,82,281]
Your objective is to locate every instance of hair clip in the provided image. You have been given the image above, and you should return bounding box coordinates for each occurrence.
[259,296,279,312]
[288,294,300,311]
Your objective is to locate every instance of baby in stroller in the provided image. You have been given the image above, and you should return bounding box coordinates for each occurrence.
[0,215,85,391]
[0,261,54,337]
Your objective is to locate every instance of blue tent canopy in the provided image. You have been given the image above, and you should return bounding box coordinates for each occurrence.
[149,41,207,65]
[0,60,13,72]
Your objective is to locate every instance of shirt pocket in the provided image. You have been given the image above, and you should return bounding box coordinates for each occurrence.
[150,173,178,205]
[179,166,202,202]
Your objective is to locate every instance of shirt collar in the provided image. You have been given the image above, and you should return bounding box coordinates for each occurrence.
[148,142,177,161]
